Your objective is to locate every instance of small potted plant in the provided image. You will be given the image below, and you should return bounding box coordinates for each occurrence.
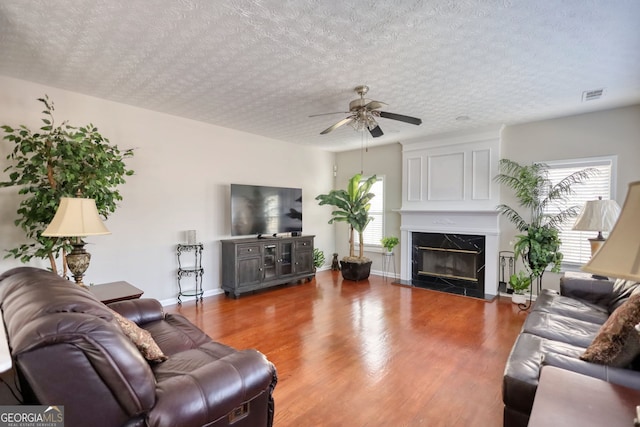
[313,248,325,271]
[380,236,399,254]
[508,271,531,304]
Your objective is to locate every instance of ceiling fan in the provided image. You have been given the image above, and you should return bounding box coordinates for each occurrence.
[311,85,422,138]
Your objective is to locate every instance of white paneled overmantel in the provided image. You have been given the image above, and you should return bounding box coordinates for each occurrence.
[400,127,503,211]
[398,127,503,297]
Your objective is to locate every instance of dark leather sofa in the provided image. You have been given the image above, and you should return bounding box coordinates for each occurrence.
[0,267,277,427]
[502,274,640,427]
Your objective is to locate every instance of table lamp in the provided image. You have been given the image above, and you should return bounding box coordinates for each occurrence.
[572,196,621,257]
[582,182,640,282]
[42,197,111,286]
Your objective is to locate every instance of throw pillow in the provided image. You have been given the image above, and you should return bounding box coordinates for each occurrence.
[109,309,168,363]
[581,293,640,367]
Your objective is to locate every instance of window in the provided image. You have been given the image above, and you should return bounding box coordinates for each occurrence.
[543,156,616,267]
[355,176,384,247]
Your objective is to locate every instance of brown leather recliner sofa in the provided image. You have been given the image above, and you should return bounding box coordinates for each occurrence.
[0,267,277,427]
[502,275,640,427]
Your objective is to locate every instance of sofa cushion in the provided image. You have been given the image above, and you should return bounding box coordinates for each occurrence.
[608,279,640,313]
[521,311,602,348]
[532,289,609,324]
[111,309,168,363]
[143,313,212,356]
[581,293,640,367]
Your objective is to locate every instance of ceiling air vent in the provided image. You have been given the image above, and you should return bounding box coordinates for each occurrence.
[582,88,605,102]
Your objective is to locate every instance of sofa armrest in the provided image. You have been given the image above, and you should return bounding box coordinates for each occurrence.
[560,276,613,306]
[541,352,640,391]
[107,299,165,324]
[148,349,277,427]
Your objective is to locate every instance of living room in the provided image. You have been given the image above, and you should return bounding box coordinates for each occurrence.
[1,80,639,301]
[1,1,640,426]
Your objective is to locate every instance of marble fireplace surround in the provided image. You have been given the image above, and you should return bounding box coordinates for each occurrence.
[398,128,502,299]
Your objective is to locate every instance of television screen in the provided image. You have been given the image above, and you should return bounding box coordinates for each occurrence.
[231,184,302,236]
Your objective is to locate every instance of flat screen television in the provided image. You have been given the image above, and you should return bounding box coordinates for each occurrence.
[230,184,302,237]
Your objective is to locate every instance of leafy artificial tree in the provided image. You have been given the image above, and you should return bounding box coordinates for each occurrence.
[316,173,377,262]
[495,159,596,284]
[1,96,134,275]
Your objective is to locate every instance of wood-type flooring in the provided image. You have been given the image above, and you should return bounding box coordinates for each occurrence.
[167,270,527,427]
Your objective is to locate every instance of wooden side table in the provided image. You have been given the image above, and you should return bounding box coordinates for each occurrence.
[88,281,144,304]
[529,366,640,427]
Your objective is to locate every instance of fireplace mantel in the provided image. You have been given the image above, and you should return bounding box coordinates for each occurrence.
[397,209,500,235]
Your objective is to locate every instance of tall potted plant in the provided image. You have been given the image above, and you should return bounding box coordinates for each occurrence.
[1,96,134,275]
[316,173,377,281]
[495,159,596,287]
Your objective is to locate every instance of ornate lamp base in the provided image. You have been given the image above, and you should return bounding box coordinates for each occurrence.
[588,236,608,280]
[66,240,91,287]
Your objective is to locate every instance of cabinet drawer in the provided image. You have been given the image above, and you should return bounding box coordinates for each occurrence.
[295,239,313,250]
[237,245,260,257]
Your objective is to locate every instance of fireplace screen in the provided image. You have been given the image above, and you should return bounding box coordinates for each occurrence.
[418,247,479,282]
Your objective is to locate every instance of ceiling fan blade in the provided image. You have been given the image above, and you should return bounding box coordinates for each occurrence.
[364,100,387,110]
[379,111,422,126]
[320,117,354,135]
[369,125,384,138]
[309,112,349,118]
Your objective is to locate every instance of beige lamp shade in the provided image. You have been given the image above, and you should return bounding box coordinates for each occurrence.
[572,198,621,233]
[582,181,640,281]
[42,197,111,237]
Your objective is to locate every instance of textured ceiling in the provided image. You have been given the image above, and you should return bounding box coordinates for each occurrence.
[0,0,639,151]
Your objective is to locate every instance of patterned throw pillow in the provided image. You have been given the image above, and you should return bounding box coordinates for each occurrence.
[581,293,640,367]
[109,309,168,363]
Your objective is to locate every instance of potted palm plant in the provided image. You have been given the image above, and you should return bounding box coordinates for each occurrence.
[495,159,596,290]
[316,173,377,281]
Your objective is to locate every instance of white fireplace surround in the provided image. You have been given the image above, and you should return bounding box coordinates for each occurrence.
[399,210,499,296]
[399,128,502,297]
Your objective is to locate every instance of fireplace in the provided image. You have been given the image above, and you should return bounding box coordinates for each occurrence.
[412,232,485,298]
[398,127,502,299]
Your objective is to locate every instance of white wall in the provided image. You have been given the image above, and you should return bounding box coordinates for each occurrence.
[0,76,336,302]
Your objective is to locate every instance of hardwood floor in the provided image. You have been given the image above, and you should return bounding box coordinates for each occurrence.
[167,270,527,426]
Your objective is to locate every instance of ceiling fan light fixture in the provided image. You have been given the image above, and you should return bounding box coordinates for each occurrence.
[315,85,422,137]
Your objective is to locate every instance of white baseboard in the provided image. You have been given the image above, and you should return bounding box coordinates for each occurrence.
[159,288,224,307]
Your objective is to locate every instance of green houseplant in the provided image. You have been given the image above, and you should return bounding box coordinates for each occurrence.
[313,248,325,270]
[495,159,596,285]
[316,173,377,281]
[1,96,134,275]
[380,236,399,253]
[508,271,531,304]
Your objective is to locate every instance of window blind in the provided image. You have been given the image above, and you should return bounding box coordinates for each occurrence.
[543,158,614,266]
[356,177,384,246]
